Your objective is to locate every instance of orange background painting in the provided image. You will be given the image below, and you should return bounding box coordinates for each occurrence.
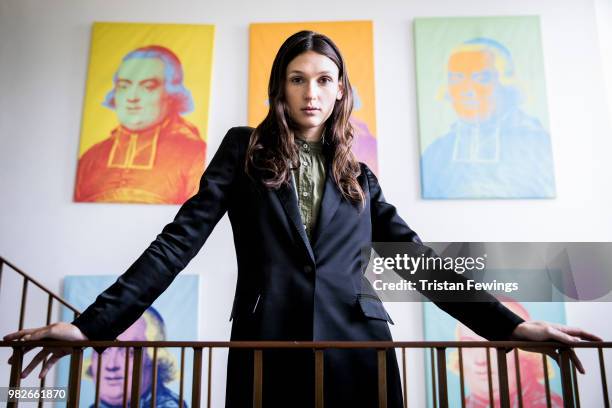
[248,21,378,172]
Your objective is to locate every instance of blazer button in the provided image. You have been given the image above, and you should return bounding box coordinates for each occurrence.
[304,265,313,274]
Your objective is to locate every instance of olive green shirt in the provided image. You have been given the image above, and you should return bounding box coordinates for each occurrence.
[291,138,327,241]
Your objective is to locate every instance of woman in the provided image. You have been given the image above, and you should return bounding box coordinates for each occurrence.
[5,31,600,408]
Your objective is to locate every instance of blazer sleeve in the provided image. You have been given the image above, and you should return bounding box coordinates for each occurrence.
[72,127,247,340]
[363,164,524,341]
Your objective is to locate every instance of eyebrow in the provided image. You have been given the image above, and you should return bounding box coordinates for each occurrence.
[288,70,334,75]
[116,77,162,85]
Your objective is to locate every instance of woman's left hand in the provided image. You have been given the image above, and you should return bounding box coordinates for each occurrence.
[510,321,602,374]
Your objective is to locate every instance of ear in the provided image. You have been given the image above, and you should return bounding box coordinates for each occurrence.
[336,82,344,100]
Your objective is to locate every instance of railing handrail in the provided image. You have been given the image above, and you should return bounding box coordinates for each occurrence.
[1,340,610,348]
[0,255,80,313]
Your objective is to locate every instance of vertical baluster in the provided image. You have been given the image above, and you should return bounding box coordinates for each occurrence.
[496,348,510,408]
[485,348,494,407]
[45,295,53,325]
[122,347,130,408]
[435,348,448,408]
[377,349,387,408]
[67,347,83,408]
[18,278,28,330]
[207,347,213,408]
[430,348,437,408]
[151,347,158,408]
[253,349,263,408]
[192,347,203,408]
[458,347,465,408]
[130,347,143,408]
[0,260,4,296]
[402,347,408,408]
[314,349,324,408]
[542,354,552,408]
[514,349,523,408]
[94,350,102,408]
[598,347,610,408]
[179,347,185,408]
[559,349,575,407]
[571,360,581,408]
[38,295,54,408]
[8,346,23,386]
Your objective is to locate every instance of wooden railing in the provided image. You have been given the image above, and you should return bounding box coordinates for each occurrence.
[1,340,610,408]
[0,256,81,325]
[0,256,609,407]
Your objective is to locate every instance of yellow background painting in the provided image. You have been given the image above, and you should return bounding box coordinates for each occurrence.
[79,22,215,156]
[248,21,377,139]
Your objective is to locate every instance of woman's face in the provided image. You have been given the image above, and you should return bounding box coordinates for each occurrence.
[284,51,343,139]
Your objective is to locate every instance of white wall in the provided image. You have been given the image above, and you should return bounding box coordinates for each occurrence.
[1,0,611,406]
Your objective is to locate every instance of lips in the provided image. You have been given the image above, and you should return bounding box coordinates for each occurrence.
[301,107,320,111]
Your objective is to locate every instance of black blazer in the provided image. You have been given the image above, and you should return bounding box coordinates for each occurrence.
[73,126,523,408]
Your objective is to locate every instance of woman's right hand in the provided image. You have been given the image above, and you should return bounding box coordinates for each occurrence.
[3,322,88,379]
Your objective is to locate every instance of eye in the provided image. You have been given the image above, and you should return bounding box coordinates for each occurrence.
[448,72,464,84]
[472,71,494,84]
[319,76,333,84]
[289,76,303,84]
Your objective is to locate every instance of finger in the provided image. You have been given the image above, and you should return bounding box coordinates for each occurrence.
[7,344,38,365]
[20,349,51,378]
[547,327,581,344]
[39,353,62,379]
[558,327,603,342]
[3,328,40,341]
[569,349,585,374]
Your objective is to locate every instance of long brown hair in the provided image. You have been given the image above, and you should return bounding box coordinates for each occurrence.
[245,30,365,207]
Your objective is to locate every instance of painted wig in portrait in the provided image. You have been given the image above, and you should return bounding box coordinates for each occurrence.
[249,21,380,173]
[415,17,556,199]
[74,22,215,204]
[57,275,199,408]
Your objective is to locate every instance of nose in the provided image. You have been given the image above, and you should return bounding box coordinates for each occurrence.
[104,347,123,371]
[125,86,140,103]
[304,80,318,100]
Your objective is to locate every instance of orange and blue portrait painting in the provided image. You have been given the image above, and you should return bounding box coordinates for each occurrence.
[415,17,556,199]
[74,23,215,204]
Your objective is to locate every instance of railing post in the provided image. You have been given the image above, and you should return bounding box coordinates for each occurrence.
[192,347,203,408]
[598,347,610,408]
[496,348,510,408]
[559,348,575,408]
[7,347,23,408]
[18,278,28,330]
[253,349,263,408]
[67,347,83,408]
[122,347,130,408]
[458,347,465,408]
[315,349,324,408]
[207,347,213,408]
[151,347,158,408]
[513,349,523,408]
[486,347,494,406]
[179,347,185,408]
[377,349,387,408]
[435,347,448,408]
[542,353,552,408]
[93,351,102,408]
[130,347,143,408]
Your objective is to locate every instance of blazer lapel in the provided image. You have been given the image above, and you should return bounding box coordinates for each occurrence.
[312,164,342,245]
[274,182,315,264]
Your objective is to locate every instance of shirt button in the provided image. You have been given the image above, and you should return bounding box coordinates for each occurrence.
[302,191,309,198]
[302,160,309,167]
[302,143,310,152]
